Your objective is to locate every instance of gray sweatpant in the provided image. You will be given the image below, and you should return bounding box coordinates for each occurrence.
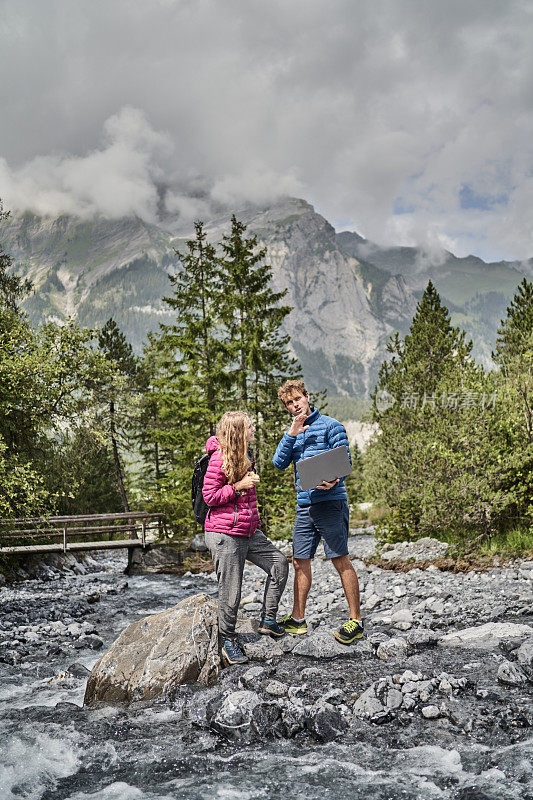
[204,528,289,639]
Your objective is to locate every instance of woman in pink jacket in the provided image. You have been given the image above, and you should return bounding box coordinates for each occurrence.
[203,411,289,665]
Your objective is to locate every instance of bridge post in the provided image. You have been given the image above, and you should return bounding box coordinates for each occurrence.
[62,525,67,553]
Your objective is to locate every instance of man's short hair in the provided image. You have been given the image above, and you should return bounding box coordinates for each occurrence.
[278,379,308,403]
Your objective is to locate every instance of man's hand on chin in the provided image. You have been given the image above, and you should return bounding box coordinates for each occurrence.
[288,412,310,437]
[315,478,340,490]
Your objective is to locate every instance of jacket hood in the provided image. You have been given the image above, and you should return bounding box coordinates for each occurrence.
[206,435,220,455]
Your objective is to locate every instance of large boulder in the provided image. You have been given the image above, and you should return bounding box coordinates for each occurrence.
[84,593,253,705]
[127,543,184,575]
[439,622,533,650]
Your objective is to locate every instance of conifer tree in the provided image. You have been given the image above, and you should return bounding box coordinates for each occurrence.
[489,278,533,530]
[137,222,231,532]
[218,215,298,534]
[492,277,533,443]
[98,318,139,512]
[365,280,488,541]
[218,215,294,409]
[160,220,230,431]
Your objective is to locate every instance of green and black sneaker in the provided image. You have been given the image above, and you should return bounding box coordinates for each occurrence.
[280,615,308,635]
[333,618,364,645]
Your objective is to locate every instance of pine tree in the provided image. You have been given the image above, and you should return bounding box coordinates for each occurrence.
[492,277,533,443]
[218,215,294,407]
[98,318,139,513]
[218,215,299,535]
[489,278,533,530]
[365,280,489,541]
[136,222,231,535]
[160,220,230,430]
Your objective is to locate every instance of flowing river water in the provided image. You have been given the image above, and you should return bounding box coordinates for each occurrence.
[0,550,532,800]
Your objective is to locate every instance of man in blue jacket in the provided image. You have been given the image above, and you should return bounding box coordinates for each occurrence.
[273,379,363,644]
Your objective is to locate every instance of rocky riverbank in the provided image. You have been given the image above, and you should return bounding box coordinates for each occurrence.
[1,533,532,799]
[81,533,533,750]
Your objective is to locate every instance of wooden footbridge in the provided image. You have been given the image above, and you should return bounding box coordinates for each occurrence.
[0,512,166,555]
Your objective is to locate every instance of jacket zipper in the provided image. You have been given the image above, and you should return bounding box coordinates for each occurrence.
[232,504,238,527]
[302,426,311,500]
[247,496,253,537]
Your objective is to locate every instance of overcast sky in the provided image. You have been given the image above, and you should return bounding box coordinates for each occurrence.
[0,0,532,262]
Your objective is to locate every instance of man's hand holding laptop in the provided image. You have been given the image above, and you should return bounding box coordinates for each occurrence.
[316,477,340,490]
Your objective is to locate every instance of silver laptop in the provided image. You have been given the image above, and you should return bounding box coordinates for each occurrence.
[296,445,351,491]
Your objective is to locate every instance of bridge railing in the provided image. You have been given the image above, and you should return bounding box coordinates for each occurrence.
[0,512,167,555]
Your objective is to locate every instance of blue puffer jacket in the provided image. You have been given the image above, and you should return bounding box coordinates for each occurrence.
[272,407,351,507]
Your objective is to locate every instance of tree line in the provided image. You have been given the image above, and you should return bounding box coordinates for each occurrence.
[0,196,531,552]
[364,278,532,552]
[0,208,301,539]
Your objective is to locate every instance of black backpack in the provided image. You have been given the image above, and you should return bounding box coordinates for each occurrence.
[191,453,211,525]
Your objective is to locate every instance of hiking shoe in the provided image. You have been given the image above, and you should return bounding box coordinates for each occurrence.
[280,615,308,635]
[258,618,286,638]
[333,618,364,645]
[221,637,249,665]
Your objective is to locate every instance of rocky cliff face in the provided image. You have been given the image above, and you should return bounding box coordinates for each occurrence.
[245,199,418,394]
[0,198,527,396]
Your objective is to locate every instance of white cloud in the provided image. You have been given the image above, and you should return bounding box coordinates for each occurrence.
[0,0,532,260]
[0,107,172,220]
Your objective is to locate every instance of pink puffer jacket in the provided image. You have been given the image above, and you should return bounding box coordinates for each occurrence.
[202,435,261,537]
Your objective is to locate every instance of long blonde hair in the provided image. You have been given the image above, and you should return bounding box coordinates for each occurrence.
[217,411,252,484]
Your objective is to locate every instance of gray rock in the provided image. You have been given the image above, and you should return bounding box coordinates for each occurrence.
[213,690,261,729]
[402,694,417,710]
[421,704,441,719]
[397,670,423,684]
[376,637,408,661]
[380,537,449,562]
[300,667,321,680]
[282,704,306,737]
[239,665,267,689]
[322,688,345,705]
[440,622,533,649]
[251,702,283,738]
[241,635,284,660]
[264,680,288,697]
[287,684,308,704]
[418,682,434,703]
[368,632,390,650]
[352,686,383,717]
[306,704,348,741]
[84,593,252,705]
[364,593,382,610]
[406,629,440,650]
[81,634,104,650]
[516,638,533,679]
[385,688,403,709]
[391,609,413,624]
[497,660,527,686]
[127,543,184,575]
[292,629,370,659]
[67,663,90,679]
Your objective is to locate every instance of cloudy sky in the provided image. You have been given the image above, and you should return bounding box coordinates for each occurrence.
[0,0,532,262]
